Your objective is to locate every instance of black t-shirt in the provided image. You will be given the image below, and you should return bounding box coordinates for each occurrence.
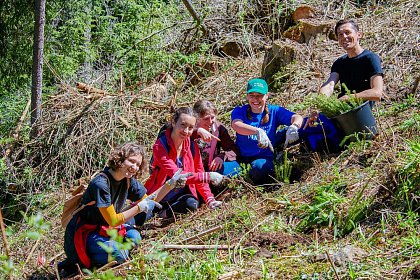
[78,167,147,226]
[331,49,383,98]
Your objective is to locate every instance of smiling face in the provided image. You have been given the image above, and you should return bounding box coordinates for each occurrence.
[120,154,143,178]
[197,110,216,130]
[247,92,268,113]
[336,22,362,54]
[171,113,196,141]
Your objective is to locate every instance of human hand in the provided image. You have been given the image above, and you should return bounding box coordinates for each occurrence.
[208,172,224,185]
[284,124,299,149]
[137,195,162,213]
[338,95,350,101]
[197,127,221,143]
[304,111,319,129]
[209,157,223,171]
[207,197,223,209]
[167,169,192,189]
[255,128,274,151]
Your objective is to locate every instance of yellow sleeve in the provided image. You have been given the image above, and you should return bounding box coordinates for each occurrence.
[135,193,148,204]
[99,205,125,227]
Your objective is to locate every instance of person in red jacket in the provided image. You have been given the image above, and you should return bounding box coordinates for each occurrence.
[145,107,224,218]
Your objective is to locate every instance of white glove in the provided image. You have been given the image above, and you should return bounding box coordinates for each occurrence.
[207,198,223,209]
[166,169,192,189]
[137,194,162,213]
[284,124,299,148]
[208,172,224,185]
[256,128,274,151]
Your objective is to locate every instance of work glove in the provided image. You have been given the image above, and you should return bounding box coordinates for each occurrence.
[167,169,192,189]
[284,124,300,149]
[137,193,162,213]
[208,172,224,185]
[256,128,274,152]
[206,197,223,209]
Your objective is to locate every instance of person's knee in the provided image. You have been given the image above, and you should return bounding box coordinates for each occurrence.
[185,197,199,211]
[222,161,242,177]
[125,228,141,246]
[249,159,274,184]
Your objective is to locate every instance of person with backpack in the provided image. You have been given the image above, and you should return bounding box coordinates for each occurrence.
[145,107,224,218]
[192,100,241,178]
[59,142,178,275]
[231,78,304,185]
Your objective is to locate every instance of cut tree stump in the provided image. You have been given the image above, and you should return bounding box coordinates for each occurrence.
[283,19,334,44]
[261,39,306,87]
[292,5,316,23]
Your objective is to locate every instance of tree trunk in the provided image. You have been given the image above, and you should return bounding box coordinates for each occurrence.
[30,0,46,138]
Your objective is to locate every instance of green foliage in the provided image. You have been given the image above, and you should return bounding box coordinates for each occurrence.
[340,132,373,149]
[297,183,346,232]
[239,163,252,183]
[308,92,364,118]
[0,92,28,138]
[274,151,292,183]
[97,228,135,264]
[382,93,418,117]
[396,140,420,211]
[399,112,420,132]
[22,212,51,241]
[0,254,14,278]
[297,181,371,237]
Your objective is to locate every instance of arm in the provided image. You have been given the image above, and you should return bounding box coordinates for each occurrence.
[319,72,339,97]
[231,119,259,135]
[290,114,304,128]
[217,125,239,161]
[339,74,383,102]
[99,193,148,227]
[153,140,210,185]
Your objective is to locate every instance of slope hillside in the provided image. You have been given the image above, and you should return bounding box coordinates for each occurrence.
[0,0,419,279]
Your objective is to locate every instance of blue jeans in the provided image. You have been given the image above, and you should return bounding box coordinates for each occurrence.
[86,224,141,267]
[239,156,275,185]
[273,115,342,152]
[215,160,242,177]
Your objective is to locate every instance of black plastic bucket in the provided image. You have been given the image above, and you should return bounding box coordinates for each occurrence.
[331,101,378,141]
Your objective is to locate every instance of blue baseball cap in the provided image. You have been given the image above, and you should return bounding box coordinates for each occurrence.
[246,78,268,94]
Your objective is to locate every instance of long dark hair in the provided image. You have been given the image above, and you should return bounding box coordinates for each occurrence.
[172,107,196,125]
[247,104,269,125]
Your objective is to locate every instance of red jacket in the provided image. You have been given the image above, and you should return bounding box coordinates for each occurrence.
[144,128,214,203]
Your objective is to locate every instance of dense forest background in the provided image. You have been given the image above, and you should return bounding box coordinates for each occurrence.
[0,0,419,279]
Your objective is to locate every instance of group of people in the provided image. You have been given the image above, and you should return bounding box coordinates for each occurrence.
[59,19,383,275]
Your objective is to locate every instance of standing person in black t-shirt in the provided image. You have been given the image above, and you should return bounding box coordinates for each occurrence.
[319,19,384,102]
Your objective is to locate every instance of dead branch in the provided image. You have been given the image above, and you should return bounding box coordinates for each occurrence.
[0,208,10,258]
[180,225,224,244]
[163,244,230,250]
[76,82,110,96]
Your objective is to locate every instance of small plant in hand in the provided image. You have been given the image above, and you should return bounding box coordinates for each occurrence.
[309,84,364,118]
